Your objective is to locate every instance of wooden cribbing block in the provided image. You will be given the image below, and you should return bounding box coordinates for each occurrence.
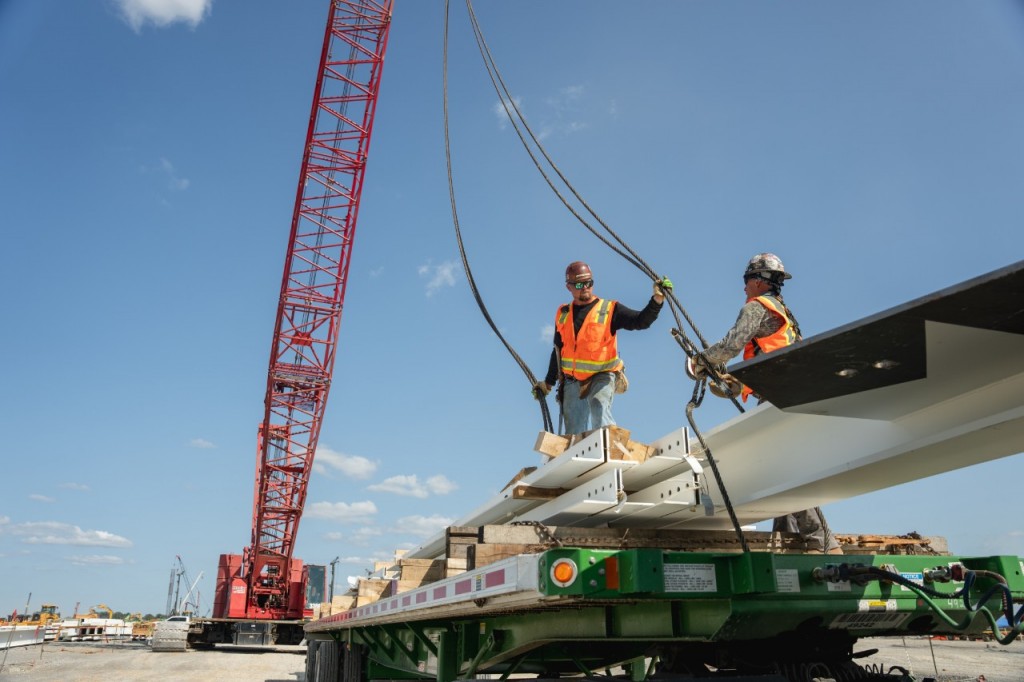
[534,431,570,458]
[606,425,654,462]
[512,484,570,500]
[467,543,547,569]
[397,558,444,583]
[502,466,537,490]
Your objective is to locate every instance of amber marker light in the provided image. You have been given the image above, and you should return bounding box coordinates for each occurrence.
[550,558,579,587]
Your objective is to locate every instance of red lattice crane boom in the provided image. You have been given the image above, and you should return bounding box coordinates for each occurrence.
[213,0,393,626]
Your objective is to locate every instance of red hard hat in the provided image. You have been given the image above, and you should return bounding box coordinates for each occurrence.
[565,261,593,282]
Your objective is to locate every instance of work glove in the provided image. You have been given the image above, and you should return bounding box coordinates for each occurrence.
[685,356,707,380]
[709,373,743,400]
[532,380,551,399]
[653,276,673,299]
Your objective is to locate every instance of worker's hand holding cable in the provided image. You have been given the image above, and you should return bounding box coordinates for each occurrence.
[686,355,707,381]
[653,276,673,302]
[532,380,551,399]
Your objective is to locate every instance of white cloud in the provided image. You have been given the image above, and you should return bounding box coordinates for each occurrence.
[540,324,554,343]
[532,84,590,140]
[417,260,460,297]
[29,494,54,503]
[189,438,215,449]
[1,521,132,547]
[307,500,378,524]
[159,157,190,190]
[426,475,458,495]
[59,482,90,491]
[115,0,212,32]
[368,475,426,498]
[492,96,523,130]
[69,555,127,566]
[368,474,457,498]
[322,526,380,545]
[314,446,377,479]
[393,514,453,537]
[354,526,382,539]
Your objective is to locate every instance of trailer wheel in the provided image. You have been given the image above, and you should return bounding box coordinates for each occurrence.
[342,642,364,682]
[306,640,320,681]
[314,640,342,682]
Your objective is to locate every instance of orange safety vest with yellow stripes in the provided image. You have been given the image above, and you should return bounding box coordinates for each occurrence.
[740,295,799,400]
[555,298,624,380]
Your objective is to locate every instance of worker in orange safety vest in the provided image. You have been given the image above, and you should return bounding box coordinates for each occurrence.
[532,261,672,436]
[690,252,842,554]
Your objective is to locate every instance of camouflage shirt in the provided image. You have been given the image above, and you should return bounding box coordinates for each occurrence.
[700,299,789,366]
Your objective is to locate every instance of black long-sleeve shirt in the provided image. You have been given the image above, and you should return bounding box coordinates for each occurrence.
[544,296,663,385]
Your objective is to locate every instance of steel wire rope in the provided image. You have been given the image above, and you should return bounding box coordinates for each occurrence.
[443,1,553,434]
[461,0,752,421]
[463,0,751,549]
[462,0,729,370]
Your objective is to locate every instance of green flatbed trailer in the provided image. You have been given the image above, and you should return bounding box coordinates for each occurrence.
[303,548,1024,681]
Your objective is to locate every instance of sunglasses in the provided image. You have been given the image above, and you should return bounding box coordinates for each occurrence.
[569,280,594,290]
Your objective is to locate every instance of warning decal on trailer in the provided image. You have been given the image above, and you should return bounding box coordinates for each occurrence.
[664,563,717,593]
[829,600,909,630]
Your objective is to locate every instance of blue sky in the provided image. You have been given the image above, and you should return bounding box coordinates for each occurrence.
[1,0,1022,618]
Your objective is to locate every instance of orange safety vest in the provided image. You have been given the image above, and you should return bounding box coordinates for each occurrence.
[740,295,799,400]
[555,298,624,380]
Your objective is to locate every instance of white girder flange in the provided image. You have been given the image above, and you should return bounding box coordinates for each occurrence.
[516,469,624,526]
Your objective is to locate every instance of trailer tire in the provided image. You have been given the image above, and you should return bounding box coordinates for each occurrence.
[315,640,341,682]
[343,642,364,682]
[306,640,320,681]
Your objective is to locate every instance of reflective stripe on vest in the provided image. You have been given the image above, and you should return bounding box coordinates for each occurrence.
[555,298,623,380]
[740,295,798,400]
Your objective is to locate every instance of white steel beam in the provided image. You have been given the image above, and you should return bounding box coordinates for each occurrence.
[516,469,623,526]
[667,323,1024,529]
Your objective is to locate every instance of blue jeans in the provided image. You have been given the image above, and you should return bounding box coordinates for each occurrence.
[562,372,616,435]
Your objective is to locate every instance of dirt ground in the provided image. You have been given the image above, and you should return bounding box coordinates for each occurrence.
[856,636,1024,681]
[0,641,306,681]
[0,637,1021,681]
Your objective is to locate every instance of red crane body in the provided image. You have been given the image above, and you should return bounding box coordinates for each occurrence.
[213,0,393,625]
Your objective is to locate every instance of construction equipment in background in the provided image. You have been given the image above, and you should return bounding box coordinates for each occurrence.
[153,0,393,651]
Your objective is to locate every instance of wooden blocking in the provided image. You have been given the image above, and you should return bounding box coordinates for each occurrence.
[331,594,356,612]
[355,578,390,606]
[512,484,569,500]
[534,431,570,458]
[607,425,654,463]
[445,556,467,578]
[445,526,480,560]
[502,466,537,491]
[382,579,431,597]
[397,558,444,583]
[467,543,546,569]
[373,560,400,578]
[834,533,948,555]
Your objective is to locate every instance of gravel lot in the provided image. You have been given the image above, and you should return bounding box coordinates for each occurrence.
[0,637,1020,681]
[0,641,306,681]
[856,636,1024,681]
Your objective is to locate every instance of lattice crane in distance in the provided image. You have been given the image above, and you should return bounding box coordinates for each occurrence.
[205,0,393,647]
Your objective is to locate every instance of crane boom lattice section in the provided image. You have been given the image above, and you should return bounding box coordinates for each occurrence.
[248,0,392,614]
